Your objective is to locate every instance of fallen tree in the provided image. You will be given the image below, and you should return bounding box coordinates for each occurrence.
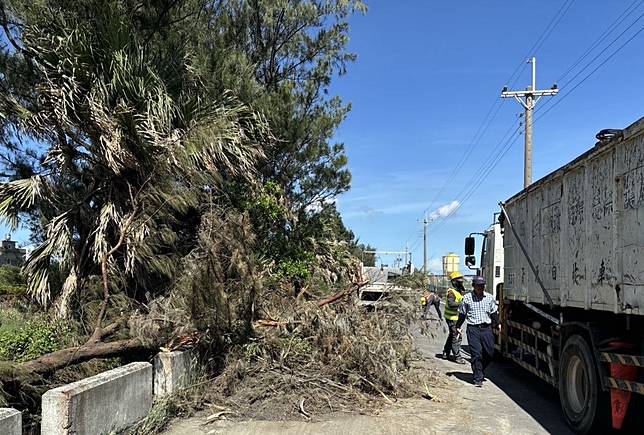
[20,338,153,376]
[0,1,410,428]
[8,281,368,378]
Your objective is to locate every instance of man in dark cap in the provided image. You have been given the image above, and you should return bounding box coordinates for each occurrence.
[455,276,500,387]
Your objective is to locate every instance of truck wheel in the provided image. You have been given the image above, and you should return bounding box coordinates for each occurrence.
[559,334,608,434]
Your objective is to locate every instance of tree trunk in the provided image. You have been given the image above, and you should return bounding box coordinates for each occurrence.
[18,338,154,376]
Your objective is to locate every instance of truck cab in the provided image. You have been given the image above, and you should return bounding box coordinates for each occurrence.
[465,214,503,300]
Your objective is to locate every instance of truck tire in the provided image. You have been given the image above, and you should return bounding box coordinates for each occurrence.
[559,334,609,434]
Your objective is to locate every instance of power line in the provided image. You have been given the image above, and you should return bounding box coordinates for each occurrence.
[420,0,575,218]
[429,120,519,229]
[530,0,578,57]
[409,232,423,253]
[537,5,644,115]
[432,125,523,233]
[555,0,642,84]
[426,1,641,237]
[422,98,504,215]
[535,19,644,124]
[435,9,644,233]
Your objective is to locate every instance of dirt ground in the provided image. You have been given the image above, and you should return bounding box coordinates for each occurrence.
[161,308,573,435]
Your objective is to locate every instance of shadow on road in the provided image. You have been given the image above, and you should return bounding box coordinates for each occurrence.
[445,371,475,385]
[456,344,574,434]
[421,310,575,433]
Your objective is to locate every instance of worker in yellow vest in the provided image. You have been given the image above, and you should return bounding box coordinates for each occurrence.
[442,271,466,364]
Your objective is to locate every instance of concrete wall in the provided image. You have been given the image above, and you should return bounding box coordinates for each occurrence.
[41,362,152,435]
[154,350,197,396]
[0,408,21,435]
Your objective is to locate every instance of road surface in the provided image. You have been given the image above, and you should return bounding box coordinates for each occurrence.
[162,310,573,435]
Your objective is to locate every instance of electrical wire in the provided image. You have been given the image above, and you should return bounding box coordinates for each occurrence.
[529,0,577,57]
[535,19,644,124]
[422,98,504,215]
[431,123,522,232]
[537,6,644,116]
[428,119,519,229]
[555,0,642,84]
[431,1,640,233]
[430,5,644,234]
[420,0,576,222]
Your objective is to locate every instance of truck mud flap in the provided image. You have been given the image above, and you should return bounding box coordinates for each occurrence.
[600,352,644,397]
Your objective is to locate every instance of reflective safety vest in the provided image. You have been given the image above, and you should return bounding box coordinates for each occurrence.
[444,288,463,321]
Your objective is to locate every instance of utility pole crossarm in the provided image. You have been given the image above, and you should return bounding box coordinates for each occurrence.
[501,89,559,98]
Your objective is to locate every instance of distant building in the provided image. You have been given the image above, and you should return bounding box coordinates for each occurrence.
[0,236,26,267]
[442,252,460,276]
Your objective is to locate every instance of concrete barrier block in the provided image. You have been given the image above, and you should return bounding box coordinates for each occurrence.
[41,362,152,435]
[0,408,21,435]
[153,350,197,396]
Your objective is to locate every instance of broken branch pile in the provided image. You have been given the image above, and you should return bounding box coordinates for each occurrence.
[207,286,420,420]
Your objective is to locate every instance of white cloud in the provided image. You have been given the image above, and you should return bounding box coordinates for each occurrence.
[429,200,460,221]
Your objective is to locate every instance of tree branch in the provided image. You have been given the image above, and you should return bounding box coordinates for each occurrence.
[88,207,140,343]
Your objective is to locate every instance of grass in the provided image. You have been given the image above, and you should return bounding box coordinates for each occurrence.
[123,372,211,435]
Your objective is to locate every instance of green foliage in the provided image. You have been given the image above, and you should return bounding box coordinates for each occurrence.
[0,265,27,294]
[275,252,315,282]
[250,182,288,221]
[0,0,373,350]
[351,243,377,267]
[211,0,367,210]
[0,309,71,362]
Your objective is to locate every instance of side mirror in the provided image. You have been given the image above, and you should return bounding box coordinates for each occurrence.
[465,236,475,256]
[465,255,476,267]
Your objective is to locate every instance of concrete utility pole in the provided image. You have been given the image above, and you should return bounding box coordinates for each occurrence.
[501,57,558,188]
[423,216,428,274]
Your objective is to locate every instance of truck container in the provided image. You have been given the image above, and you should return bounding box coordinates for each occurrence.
[465,116,644,434]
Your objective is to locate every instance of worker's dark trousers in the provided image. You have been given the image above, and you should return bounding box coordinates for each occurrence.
[424,302,442,320]
[467,325,495,383]
[443,319,461,358]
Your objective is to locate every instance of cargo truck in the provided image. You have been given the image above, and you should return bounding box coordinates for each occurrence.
[464,117,644,434]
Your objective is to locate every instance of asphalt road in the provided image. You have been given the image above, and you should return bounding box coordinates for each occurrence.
[417,312,574,435]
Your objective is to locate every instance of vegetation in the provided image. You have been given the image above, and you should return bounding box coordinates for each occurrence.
[393,270,428,291]
[0,265,26,294]
[0,0,425,429]
[0,308,72,362]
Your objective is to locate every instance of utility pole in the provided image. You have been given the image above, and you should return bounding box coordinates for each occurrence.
[501,57,558,188]
[423,216,428,274]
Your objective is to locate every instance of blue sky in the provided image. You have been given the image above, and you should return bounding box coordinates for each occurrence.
[332,0,644,272]
[2,1,643,274]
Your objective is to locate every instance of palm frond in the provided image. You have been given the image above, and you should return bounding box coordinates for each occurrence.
[24,212,73,305]
[0,176,46,228]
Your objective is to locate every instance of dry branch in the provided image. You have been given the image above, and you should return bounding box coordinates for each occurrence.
[316,280,368,307]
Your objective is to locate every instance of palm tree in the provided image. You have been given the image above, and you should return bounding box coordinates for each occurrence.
[0,1,270,340]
